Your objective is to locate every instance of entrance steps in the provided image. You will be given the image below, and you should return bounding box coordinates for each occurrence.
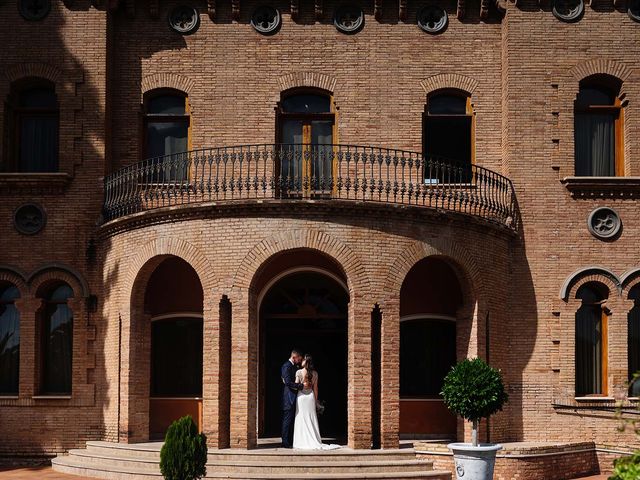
[52,441,451,480]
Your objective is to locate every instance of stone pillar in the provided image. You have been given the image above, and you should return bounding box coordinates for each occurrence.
[380,298,400,449]
[348,295,372,449]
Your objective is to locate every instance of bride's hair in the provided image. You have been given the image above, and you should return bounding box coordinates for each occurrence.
[303,354,315,385]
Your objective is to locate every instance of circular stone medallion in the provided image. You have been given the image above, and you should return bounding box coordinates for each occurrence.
[334,5,365,34]
[251,6,282,35]
[552,0,584,22]
[168,6,201,35]
[19,0,51,21]
[14,203,46,235]
[417,5,448,34]
[587,207,621,240]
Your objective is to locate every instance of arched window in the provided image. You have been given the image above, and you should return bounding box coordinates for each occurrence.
[143,90,190,181]
[3,79,59,172]
[574,77,623,177]
[575,283,608,396]
[0,283,20,396]
[40,283,73,395]
[423,91,473,180]
[276,90,335,196]
[628,285,640,397]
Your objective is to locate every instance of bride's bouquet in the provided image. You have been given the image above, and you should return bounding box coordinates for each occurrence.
[316,400,326,416]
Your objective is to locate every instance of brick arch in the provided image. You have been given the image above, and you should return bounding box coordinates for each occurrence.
[0,265,28,295]
[4,62,63,84]
[420,73,479,95]
[233,229,369,296]
[560,266,620,301]
[277,72,338,95]
[140,73,196,101]
[620,268,640,296]
[570,59,632,82]
[29,265,89,300]
[122,237,215,305]
[383,239,482,301]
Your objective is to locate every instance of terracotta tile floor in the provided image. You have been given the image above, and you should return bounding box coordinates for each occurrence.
[0,466,92,479]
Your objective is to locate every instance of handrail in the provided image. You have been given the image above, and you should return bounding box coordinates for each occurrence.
[103,144,519,231]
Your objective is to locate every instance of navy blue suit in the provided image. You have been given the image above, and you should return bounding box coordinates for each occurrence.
[281,360,302,448]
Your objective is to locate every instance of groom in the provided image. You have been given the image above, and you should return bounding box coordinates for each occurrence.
[281,349,304,448]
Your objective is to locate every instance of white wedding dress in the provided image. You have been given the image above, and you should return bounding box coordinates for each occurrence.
[292,369,341,450]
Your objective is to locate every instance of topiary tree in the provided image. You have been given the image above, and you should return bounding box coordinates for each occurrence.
[441,358,509,447]
[160,415,207,480]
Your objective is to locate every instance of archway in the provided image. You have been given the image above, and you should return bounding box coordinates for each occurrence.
[143,256,204,439]
[399,257,462,439]
[258,266,349,440]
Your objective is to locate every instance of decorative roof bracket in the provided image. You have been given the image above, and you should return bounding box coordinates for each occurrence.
[315,0,323,21]
[124,0,134,17]
[457,0,465,19]
[232,0,240,21]
[399,0,407,20]
[495,0,507,12]
[291,0,299,19]
[480,0,490,18]
[149,0,159,18]
[374,0,382,20]
[207,0,216,20]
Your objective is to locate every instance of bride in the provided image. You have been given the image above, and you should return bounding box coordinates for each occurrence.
[292,354,341,450]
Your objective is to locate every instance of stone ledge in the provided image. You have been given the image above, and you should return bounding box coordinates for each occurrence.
[561,176,640,199]
[0,172,72,195]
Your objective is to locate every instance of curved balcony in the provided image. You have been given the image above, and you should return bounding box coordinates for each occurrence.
[103,144,519,231]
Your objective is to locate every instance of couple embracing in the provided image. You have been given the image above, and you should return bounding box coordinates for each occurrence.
[280,349,341,450]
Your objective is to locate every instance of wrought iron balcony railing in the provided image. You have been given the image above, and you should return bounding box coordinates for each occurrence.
[103,144,519,231]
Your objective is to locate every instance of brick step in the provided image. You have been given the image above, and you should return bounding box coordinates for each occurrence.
[65,449,434,474]
[84,441,416,462]
[52,456,451,480]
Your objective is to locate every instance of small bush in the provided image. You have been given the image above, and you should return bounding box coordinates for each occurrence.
[609,452,640,480]
[160,415,207,480]
[441,358,508,446]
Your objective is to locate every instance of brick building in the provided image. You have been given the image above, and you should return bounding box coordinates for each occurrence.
[0,0,639,473]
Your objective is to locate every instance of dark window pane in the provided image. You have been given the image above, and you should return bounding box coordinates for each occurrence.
[576,87,614,108]
[574,113,615,177]
[146,122,188,158]
[400,319,456,397]
[18,115,59,173]
[428,95,467,115]
[48,284,74,302]
[424,116,471,164]
[147,95,185,115]
[0,285,20,395]
[575,300,602,396]
[42,301,73,395]
[151,317,203,396]
[281,94,331,113]
[19,88,57,109]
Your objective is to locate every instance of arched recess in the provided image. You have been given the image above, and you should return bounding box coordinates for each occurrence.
[398,256,465,439]
[140,73,196,103]
[126,254,204,442]
[254,251,350,441]
[559,266,620,301]
[230,231,371,449]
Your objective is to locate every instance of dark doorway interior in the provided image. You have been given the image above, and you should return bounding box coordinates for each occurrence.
[259,271,348,439]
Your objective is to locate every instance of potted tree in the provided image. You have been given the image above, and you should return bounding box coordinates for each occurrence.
[441,358,509,480]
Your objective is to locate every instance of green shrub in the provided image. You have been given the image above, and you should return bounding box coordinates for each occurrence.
[441,358,509,446]
[609,452,640,480]
[160,415,207,480]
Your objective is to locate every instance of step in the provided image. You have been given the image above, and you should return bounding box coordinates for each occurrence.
[53,456,451,480]
[67,449,434,474]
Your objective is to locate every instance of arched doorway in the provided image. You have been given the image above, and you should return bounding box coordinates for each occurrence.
[399,257,462,439]
[259,269,348,440]
[143,257,204,439]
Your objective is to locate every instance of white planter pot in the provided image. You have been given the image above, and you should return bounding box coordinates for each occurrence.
[447,443,502,480]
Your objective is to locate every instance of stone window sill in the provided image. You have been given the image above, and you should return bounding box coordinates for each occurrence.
[574,396,615,401]
[32,395,72,400]
[0,172,72,195]
[562,176,640,199]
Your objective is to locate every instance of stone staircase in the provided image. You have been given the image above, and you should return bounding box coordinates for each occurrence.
[51,441,451,480]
